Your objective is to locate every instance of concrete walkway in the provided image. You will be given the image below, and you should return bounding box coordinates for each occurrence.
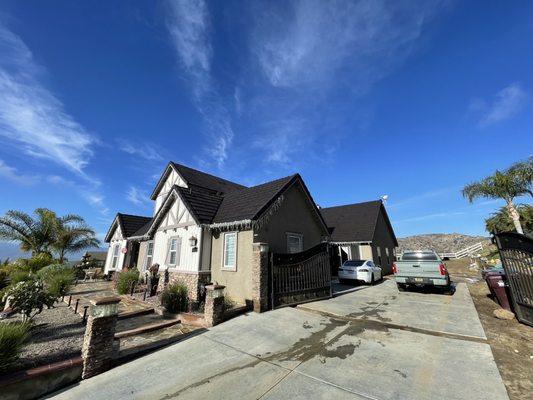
[48,280,508,400]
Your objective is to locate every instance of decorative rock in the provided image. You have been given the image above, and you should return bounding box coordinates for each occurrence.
[493,308,515,320]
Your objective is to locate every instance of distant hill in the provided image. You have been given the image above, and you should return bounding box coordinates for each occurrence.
[398,233,491,253]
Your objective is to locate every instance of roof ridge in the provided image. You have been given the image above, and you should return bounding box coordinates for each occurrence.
[171,162,247,189]
[321,199,382,210]
[117,212,152,219]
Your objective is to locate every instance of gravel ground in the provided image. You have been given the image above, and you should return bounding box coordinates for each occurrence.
[4,302,85,372]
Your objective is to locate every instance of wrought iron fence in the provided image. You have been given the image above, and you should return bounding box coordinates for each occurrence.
[271,243,331,309]
[494,232,533,326]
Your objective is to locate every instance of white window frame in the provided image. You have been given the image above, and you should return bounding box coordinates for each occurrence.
[286,232,304,254]
[145,241,154,270]
[111,244,120,270]
[222,232,238,271]
[167,237,181,267]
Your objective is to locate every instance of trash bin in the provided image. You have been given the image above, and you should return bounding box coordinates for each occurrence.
[485,274,513,312]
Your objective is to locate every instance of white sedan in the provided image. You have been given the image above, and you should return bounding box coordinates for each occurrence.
[338,260,382,284]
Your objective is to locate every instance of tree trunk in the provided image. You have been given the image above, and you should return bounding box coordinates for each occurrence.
[506,200,524,234]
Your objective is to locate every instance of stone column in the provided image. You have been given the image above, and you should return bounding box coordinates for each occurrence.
[81,297,120,379]
[204,284,225,327]
[251,243,270,313]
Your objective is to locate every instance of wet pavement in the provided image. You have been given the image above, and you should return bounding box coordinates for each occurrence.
[48,280,509,400]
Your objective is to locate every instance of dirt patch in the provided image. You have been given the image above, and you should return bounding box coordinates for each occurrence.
[446,260,533,400]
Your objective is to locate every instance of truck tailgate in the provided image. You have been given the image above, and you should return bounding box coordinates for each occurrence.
[396,261,441,276]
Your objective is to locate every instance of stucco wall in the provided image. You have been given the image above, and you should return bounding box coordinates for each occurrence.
[210,229,254,304]
[371,209,397,275]
[253,182,325,253]
[137,241,149,272]
[360,244,373,260]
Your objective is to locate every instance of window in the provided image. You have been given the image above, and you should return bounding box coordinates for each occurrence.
[287,233,303,254]
[145,241,154,270]
[343,260,365,267]
[377,247,382,266]
[111,244,119,269]
[385,248,390,265]
[223,232,237,270]
[167,237,181,267]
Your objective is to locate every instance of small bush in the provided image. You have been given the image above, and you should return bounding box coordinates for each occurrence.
[9,269,31,285]
[0,322,30,372]
[161,282,188,313]
[38,264,74,297]
[3,278,56,322]
[116,268,140,295]
[0,268,9,289]
[17,253,54,272]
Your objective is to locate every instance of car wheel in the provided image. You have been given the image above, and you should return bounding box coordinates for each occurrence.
[397,283,406,292]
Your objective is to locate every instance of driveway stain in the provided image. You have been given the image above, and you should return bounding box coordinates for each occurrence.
[394,369,407,378]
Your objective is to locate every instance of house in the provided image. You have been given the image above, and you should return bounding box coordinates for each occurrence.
[104,162,329,306]
[320,200,398,275]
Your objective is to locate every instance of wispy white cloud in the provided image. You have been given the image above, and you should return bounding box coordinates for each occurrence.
[126,186,151,207]
[393,210,466,224]
[388,186,458,209]
[247,0,447,167]
[471,83,527,128]
[0,159,40,185]
[46,175,109,216]
[119,141,164,161]
[0,24,96,177]
[254,0,445,90]
[166,0,233,168]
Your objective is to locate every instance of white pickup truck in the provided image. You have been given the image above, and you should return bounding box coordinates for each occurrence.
[393,250,451,292]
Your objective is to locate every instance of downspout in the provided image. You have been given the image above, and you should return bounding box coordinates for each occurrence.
[198,227,203,272]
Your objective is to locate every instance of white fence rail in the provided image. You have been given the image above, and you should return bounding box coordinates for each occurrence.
[397,242,484,260]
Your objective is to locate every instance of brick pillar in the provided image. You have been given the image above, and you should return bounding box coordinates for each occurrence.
[81,297,120,379]
[252,243,270,313]
[204,284,225,327]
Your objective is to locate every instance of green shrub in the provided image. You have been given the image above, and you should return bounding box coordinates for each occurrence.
[17,253,54,272]
[0,268,8,289]
[3,278,56,322]
[161,282,188,313]
[0,322,30,372]
[38,264,74,297]
[116,268,139,295]
[9,269,31,285]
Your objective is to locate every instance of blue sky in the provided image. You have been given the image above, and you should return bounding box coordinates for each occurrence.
[0,0,531,247]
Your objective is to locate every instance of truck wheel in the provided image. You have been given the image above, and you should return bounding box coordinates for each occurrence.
[397,283,407,292]
[442,285,454,295]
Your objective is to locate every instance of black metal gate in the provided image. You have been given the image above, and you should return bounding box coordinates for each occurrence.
[271,242,331,309]
[494,232,533,326]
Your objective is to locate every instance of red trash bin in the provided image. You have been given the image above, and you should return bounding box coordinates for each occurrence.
[485,274,513,312]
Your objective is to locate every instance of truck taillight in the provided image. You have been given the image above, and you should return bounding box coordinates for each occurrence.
[392,263,397,274]
[439,263,447,276]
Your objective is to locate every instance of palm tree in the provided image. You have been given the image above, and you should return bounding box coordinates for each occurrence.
[485,204,533,235]
[53,216,100,263]
[463,158,533,234]
[0,208,57,255]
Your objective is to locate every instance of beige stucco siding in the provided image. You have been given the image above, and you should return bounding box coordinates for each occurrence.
[253,182,325,253]
[210,230,254,304]
[360,244,373,260]
[371,210,397,275]
[137,241,149,272]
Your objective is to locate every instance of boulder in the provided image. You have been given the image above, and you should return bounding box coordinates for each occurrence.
[493,308,515,320]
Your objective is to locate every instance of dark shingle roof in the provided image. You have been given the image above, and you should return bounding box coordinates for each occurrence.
[213,175,296,223]
[320,201,383,243]
[176,186,224,224]
[171,162,246,194]
[131,218,154,237]
[117,213,153,238]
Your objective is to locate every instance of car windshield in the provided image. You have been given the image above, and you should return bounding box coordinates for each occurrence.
[343,260,366,267]
[401,252,439,261]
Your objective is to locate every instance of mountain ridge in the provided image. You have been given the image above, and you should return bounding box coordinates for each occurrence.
[397,233,490,253]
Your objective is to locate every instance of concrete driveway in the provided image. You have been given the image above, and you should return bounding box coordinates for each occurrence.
[49,279,508,400]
